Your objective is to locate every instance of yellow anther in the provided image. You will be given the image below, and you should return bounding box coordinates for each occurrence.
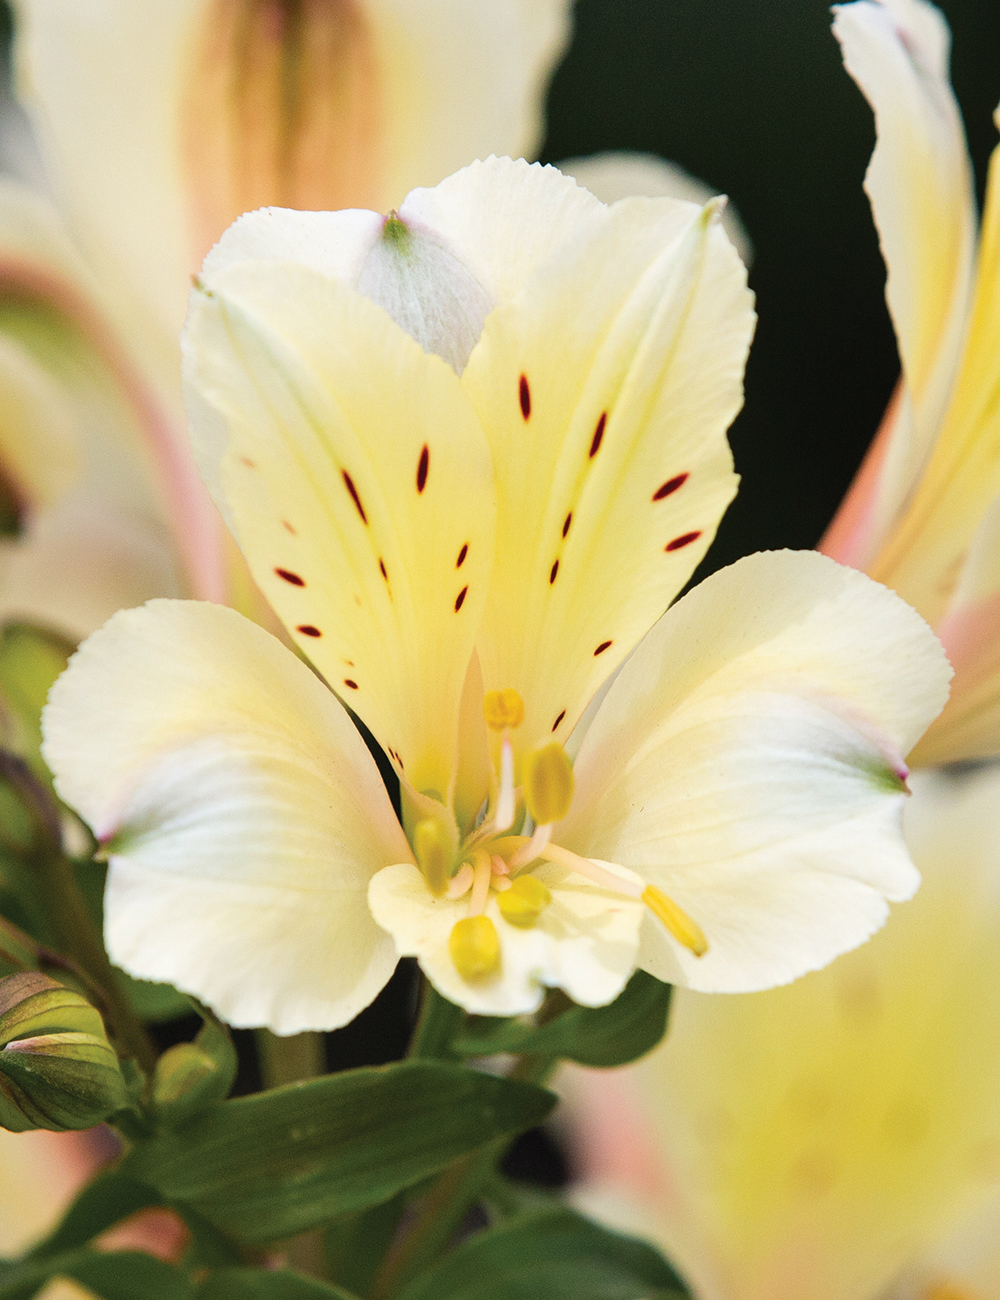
[449,915,501,980]
[484,688,524,731]
[523,742,574,826]
[413,818,451,897]
[497,874,552,928]
[642,885,708,957]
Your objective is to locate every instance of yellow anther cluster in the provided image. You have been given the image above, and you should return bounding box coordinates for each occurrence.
[484,688,524,731]
[523,742,574,826]
[413,817,451,898]
[642,885,708,957]
[497,874,552,928]
[449,915,501,980]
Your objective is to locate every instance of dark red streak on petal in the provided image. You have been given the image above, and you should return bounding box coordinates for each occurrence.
[562,512,572,538]
[589,412,607,458]
[282,520,297,535]
[297,624,322,637]
[653,473,689,501]
[240,456,256,468]
[519,374,531,420]
[455,586,468,611]
[456,543,468,568]
[549,560,559,584]
[416,444,429,493]
[343,679,359,690]
[594,640,612,655]
[379,558,388,580]
[552,709,566,732]
[342,470,368,523]
[275,568,305,586]
[665,531,702,552]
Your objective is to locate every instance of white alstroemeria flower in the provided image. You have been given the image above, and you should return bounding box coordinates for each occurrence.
[570,764,1000,1300]
[821,0,1000,766]
[42,158,950,1032]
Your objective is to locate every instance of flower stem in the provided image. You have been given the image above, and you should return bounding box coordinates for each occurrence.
[408,980,463,1059]
[256,1030,326,1088]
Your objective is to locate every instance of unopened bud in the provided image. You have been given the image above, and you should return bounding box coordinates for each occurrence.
[449,916,501,981]
[152,1013,237,1129]
[0,973,126,1131]
[523,743,574,826]
[497,874,552,928]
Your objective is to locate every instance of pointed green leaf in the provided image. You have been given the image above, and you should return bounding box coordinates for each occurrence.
[28,1171,161,1259]
[126,1061,554,1243]
[395,1209,690,1300]
[197,1269,358,1299]
[454,972,672,1067]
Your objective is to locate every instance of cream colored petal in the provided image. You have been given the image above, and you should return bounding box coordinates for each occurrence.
[618,764,1000,1300]
[872,123,1000,625]
[559,151,753,267]
[462,194,752,757]
[832,0,976,550]
[42,600,410,1034]
[368,858,644,1016]
[184,258,495,798]
[560,550,951,993]
[0,333,77,513]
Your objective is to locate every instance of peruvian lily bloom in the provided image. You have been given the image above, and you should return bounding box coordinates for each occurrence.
[41,158,950,1031]
[820,0,1000,767]
[0,0,575,624]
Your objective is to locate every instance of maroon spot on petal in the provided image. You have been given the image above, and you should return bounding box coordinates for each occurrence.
[342,470,368,523]
[589,412,607,458]
[594,640,613,656]
[416,444,430,493]
[549,560,559,584]
[519,374,531,420]
[552,709,566,732]
[456,543,468,568]
[653,473,689,501]
[666,530,702,552]
[344,679,359,690]
[455,585,468,612]
[281,520,297,535]
[562,512,572,538]
[275,568,305,586]
[379,558,388,580]
[297,624,322,637]
[239,455,256,468]
[345,660,355,667]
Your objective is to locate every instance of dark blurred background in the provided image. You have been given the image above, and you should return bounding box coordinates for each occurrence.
[543,0,1000,574]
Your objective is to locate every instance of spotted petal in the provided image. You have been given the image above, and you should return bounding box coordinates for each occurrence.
[461,189,753,756]
[42,600,411,1034]
[368,859,644,1016]
[559,550,951,994]
[184,258,496,799]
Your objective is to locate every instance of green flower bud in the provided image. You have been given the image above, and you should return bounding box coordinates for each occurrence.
[0,972,127,1131]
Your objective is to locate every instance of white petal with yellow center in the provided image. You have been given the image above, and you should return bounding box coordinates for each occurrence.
[463,191,753,755]
[41,600,412,1035]
[183,258,496,798]
[560,550,951,993]
[369,859,645,1016]
[833,0,976,552]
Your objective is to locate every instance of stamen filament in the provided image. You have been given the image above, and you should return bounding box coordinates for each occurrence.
[509,822,552,871]
[469,849,492,917]
[537,843,643,896]
[446,862,473,899]
[493,734,516,832]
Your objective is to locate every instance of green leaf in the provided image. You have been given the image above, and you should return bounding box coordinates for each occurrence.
[0,1250,192,1300]
[0,624,74,788]
[324,1194,406,1297]
[197,1269,358,1299]
[115,972,192,1024]
[126,1062,555,1244]
[454,972,672,1068]
[395,1208,690,1300]
[28,1170,161,1258]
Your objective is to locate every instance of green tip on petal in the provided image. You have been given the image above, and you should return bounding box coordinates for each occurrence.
[382,212,411,249]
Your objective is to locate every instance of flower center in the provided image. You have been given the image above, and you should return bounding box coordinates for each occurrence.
[428,689,708,982]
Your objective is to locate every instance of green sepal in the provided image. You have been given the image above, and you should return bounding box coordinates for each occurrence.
[196,1269,359,1299]
[151,1009,238,1129]
[394,1208,691,1300]
[125,1061,555,1243]
[454,971,672,1067]
[0,972,127,1131]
